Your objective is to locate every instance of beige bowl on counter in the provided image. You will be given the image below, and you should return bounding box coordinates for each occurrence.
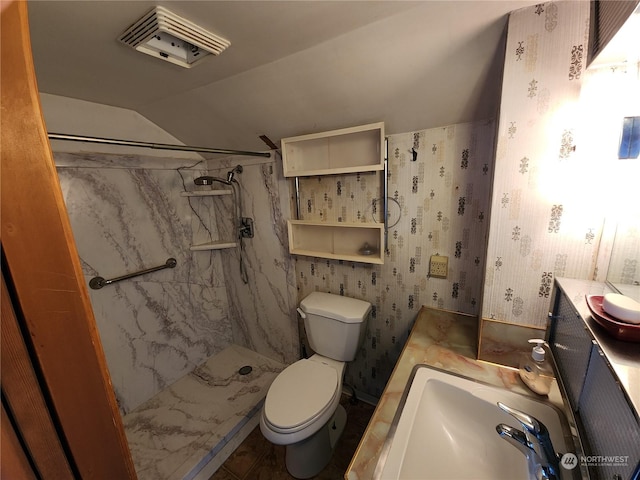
[603,293,640,325]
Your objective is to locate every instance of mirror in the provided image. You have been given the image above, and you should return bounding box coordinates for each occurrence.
[608,219,640,301]
[587,5,640,301]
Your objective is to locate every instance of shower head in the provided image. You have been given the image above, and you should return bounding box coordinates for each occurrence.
[227,165,243,183]
[194,176,215,186]
[194,176,230,186]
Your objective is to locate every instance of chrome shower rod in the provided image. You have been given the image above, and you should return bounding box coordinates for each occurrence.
[48,133,271,158]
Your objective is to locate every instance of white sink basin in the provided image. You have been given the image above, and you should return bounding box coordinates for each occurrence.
[375,365,576,480]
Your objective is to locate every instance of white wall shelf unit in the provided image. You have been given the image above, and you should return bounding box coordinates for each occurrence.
[281,122,384,177]
[287,220,384,264]
[282,122,387,264]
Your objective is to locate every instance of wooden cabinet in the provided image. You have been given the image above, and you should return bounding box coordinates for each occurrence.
[282,123,386,264]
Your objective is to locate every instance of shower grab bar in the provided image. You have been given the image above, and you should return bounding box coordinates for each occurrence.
[89,258,177,290]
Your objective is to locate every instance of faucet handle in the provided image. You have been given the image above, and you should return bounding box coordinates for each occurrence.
[497,403,561,480]
[497,402,544,435]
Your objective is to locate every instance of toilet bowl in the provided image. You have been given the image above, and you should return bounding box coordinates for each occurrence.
[260,355,346,478]
[260,292,370,479]
[261,355,344,441]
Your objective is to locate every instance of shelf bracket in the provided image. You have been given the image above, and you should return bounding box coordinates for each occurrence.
[294,176,301,220]
[383,137,389,253]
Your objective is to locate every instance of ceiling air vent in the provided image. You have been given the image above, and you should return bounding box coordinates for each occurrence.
[118,6,230,68]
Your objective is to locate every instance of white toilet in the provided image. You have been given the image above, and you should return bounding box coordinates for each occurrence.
[260,292,371,479]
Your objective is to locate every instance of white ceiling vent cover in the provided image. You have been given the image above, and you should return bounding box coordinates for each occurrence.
[118,6,230,68]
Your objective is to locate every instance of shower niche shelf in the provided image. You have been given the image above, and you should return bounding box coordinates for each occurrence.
[181,190,232,197]
[183,189,237,251]
[281,122,384,177]
[189,241,237,251]
[287,220,384,264]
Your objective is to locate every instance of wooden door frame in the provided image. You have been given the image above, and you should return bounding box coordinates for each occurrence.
[1,2,137,478]
[2,271,75,479]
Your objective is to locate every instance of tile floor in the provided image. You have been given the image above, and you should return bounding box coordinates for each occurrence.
[209,395,376,480]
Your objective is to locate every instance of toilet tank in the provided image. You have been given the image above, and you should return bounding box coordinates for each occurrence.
[299,292,371,362]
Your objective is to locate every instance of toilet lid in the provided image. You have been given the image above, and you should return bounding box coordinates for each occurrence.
[264,359,338,430]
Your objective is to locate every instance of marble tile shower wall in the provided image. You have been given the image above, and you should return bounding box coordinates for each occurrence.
[57,155,232,414]
[295,120,496,397]
[207,159,299,366]
[480,1,596,364]
[56,153,298,414]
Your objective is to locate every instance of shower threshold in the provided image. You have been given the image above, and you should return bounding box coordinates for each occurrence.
[123,344,285,480]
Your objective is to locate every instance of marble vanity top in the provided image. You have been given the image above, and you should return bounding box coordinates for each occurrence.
[345,306,567,480]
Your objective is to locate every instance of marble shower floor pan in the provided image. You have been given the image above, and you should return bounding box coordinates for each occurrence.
[123,345,286,480]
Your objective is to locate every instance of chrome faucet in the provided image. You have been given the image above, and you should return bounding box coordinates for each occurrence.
[496,402,562,480]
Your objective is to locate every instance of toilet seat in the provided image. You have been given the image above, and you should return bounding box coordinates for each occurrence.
[264,359,338,433]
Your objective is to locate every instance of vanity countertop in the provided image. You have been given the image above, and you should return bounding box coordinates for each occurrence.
[345,305,566,480]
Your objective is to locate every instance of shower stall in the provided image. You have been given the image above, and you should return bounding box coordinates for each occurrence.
[53,136,300,480]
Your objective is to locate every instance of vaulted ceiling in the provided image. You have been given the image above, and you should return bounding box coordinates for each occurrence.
[28,1,541,152]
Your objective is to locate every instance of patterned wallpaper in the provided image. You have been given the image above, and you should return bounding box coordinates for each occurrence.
[481,1,594,337]
[295,120,496,398]
[296,0,638,387]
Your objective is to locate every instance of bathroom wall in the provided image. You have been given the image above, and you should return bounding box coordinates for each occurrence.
[208,158,299,365]
[49,94,299,413]
[295,120,496,398]
[57,154,233,414]
[40,93,201,160]
[53,105,497,406]
[479,1,597,365]
[57,152,299,414]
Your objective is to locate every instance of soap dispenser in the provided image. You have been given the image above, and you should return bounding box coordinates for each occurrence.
[518,339,553,395]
